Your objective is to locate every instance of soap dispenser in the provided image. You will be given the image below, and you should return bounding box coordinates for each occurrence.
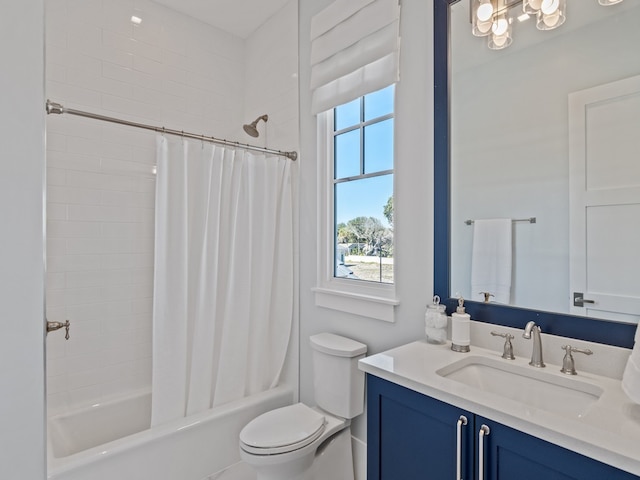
[451,297,470,353]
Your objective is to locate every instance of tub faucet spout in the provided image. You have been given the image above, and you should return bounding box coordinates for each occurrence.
[522,321,545,368]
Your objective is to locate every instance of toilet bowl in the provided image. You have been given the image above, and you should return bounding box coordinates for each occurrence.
[239,333,367,480]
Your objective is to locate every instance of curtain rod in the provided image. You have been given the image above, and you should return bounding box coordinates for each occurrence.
[45,100,298,161]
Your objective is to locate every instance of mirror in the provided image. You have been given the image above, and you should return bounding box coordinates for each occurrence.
[433,0,638,347]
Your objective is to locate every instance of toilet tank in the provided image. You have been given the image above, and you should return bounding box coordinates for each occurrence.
[310,333,367,419]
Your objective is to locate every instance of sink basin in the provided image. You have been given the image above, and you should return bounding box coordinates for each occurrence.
[436,356,603,418]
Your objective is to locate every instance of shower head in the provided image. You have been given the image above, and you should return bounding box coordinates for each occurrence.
[243,114,268,138]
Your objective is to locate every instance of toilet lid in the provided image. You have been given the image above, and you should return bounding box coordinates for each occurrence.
[240,403,325,452]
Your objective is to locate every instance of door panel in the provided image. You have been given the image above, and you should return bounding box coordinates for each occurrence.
[569,74,640,322]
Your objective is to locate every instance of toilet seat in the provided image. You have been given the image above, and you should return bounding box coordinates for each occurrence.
[240,403,326,455]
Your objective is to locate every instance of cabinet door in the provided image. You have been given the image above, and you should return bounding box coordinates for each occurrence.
[479,416,638,480]
[367,375,474,480]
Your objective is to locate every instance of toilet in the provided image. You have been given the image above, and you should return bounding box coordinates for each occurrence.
[239,333,367,480]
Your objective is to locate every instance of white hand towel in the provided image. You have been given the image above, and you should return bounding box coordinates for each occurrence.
[471,219,512,304]
[622,324,640,404]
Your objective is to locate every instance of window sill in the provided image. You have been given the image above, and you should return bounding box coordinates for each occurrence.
[312,286,399,323]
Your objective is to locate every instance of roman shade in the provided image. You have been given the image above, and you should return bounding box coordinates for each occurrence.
[310,0,401,114]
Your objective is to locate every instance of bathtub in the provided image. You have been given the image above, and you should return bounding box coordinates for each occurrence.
[47,386,294,480]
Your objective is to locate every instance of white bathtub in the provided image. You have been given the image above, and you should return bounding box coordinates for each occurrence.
[47,386,294,480]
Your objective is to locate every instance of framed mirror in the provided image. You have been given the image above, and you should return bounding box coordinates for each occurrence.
[433,0,638,348]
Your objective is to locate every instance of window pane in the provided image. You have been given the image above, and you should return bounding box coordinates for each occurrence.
[334,174,394,283]
[335,129,360,179]
[364,85,394,121]
[335,97,361,131]
[364,119,394,174]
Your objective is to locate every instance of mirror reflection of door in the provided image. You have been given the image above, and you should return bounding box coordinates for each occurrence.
[569,74,640,323]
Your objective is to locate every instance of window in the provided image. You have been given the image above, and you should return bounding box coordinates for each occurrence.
[313,85,398,323]
[333,85,395,284]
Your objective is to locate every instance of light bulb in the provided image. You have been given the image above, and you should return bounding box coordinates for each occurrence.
[492,17,509,36]
[543,11,560,27]
[523,0,543,14]
[536,0,565,31]
[541,0,559,14]
[477,1,494,22]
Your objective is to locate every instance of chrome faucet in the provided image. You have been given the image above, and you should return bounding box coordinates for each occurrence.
[522,321,545,368]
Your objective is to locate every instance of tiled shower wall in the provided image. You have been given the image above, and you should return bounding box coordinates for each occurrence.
[45,0,298,414]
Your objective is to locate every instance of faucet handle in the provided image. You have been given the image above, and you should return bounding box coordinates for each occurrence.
[490,331,515,360]
[560,345,593,375]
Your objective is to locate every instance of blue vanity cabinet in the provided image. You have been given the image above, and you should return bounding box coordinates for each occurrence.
[366,374,474,479]
[366,374,639,480]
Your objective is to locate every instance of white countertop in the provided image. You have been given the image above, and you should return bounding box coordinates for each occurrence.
[359,338,640,476]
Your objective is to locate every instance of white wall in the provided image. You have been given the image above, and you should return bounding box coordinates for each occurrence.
[298,0,435,445]
[0,1,47,478]
[44,0,299,413]
[450,6,640,313]
[244,0,300,391]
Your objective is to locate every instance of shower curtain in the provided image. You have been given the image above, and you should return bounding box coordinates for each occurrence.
[151,136,293,427]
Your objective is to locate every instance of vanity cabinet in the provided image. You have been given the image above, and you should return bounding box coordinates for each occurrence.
[366,374,638,480]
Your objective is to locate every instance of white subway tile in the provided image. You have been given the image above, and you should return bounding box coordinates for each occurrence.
[102,30,135,56]
[47,272,66,290]
[47,150,102,173]
[47,237,67,256]
[102,94,162,122]
[64,286,109,306]
[132,38,163,63]
[48,185,102,205]
[47,220,102,238]
[63,254,103,272]
[64,352,104,376]
[67,368,101,391]
[101,253,152,270]
[63,50,103,77]
[132,69,164,92]
[133,55,163,77]
[101,314,134,335]
[100,140,134,162]
[46,392,71,416]
[65,270,108,289]
[48,203,68,221]
[46,62,68,84]
[66,331,102,357]
[66,302,111,322]
[67,23,103,58]
[131,297,153,314]
[47,374,68,396]
[67,385,103,410]
[102,61,133,84]
[47,132,67,152]
[66,170,138,191]
[68,204,140,222]
[99,158,154,178]
[102,123,155,148]
[101,48,134,70]
[67,0,103,26]
[46,289,65,308]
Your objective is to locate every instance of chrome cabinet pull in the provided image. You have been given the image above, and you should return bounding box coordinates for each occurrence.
[478,424,490,480]
[456,415,468,480]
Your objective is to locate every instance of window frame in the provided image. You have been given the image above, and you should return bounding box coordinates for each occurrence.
[313,91,399,323]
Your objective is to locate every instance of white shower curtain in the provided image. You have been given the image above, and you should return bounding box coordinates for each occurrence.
[151,136,294,427]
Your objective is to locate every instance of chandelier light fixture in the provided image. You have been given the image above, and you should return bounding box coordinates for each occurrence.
[471,0,625,50]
